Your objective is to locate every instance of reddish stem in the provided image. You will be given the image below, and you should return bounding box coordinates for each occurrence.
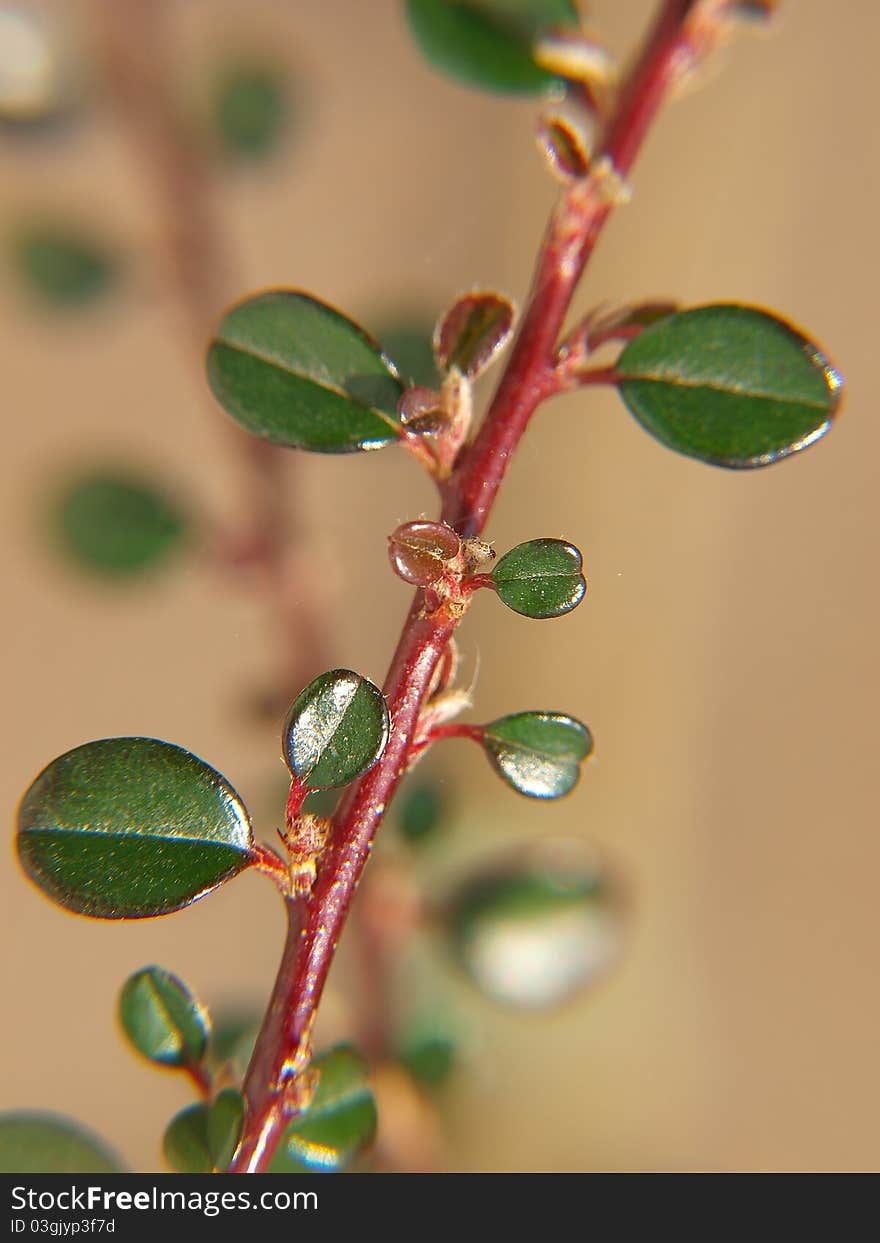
[408,721,486,764]
[183,1061,213,1102]
[232,0,710,1173]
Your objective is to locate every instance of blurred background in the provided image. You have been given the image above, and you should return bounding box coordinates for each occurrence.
[1,0,878,1173]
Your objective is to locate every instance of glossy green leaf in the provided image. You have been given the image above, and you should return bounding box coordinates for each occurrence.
[17,738,255,919]
[396,778,448,845]
[53,472,186,578]
[406,0,569,94]
[269,1045,377,1173]
[207,290,404,452]
[615,304,842,468]
[491,538,586,619]
[0,1112,124,1173]
[450,841,622,1007]
[118,966,210,1068]
[282,669,390,790]
[212,63,287,158]
[10,224,116,306]
[164,1091,245,1174]
[481,711,593,798]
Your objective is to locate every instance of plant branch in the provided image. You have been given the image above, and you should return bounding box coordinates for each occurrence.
[94,0,326,703]
[233,0,721,1173]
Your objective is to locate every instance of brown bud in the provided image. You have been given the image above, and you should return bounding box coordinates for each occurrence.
[433,291,515,379]
[536,113,591,181]
[388,520,462,587]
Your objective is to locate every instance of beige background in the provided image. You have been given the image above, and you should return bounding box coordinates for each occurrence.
[1,0,877,1172]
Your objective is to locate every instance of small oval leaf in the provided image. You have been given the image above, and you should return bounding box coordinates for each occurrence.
[207,290,404,453]
[434,291,515,378]
[398,1022,458,1086]
[53,472,186,578]
[0,1113,124,1173]
[163,1104,212,1175]
[10,223,117,307]
[375,318,439,388]
[481,711,593,799]
[395,777,449,845]
[406,0,563,94]
[17,738,255,919]
[282,670,390,790]
[269,1045,377,1173]
[212,63,288,159]
[118,966,210,1068]
[615,304,842,468]
[491,538,586,619]
[450,840,622,1007]
[206,1088,245,1171]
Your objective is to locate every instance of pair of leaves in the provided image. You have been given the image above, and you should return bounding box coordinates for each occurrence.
[210,293,840,472]
[17,669,390,920]
[406,0,579,94]
[208,287,518,454]
[164,1043,377,1174]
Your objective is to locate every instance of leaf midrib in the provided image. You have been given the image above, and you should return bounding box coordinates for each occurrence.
[21,825,252,855]
[216,338,403,437]
[619,370,832,413]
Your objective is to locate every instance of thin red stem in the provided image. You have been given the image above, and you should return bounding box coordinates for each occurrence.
[232,0,712,1173]
[183,1061,213,1102]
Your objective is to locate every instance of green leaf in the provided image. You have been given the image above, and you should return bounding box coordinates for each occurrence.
[282,669,390,790]
[164,1091,245,1174]
[269,1045,377,1173]
[481,711,593,798]
[17,738,255,919]
[396,778,448,845]
[10,223,117,306]
[449,842,621,1006]
[0,1113,124,1173]
[491,538,586,619]
[207,290,404,453]
[53,472,186,578]
[212,63,287,159]
[163,1104,212,1174]
[374,318,438,388]
[615,304,842,468]
[118,966,210,1068]
[398,1023,457,1086]
[210,1012,261,1075]
[206,1089,245,1172]
[406,0,566,94]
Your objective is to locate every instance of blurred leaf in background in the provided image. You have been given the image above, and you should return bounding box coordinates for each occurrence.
[50,470,187,579]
